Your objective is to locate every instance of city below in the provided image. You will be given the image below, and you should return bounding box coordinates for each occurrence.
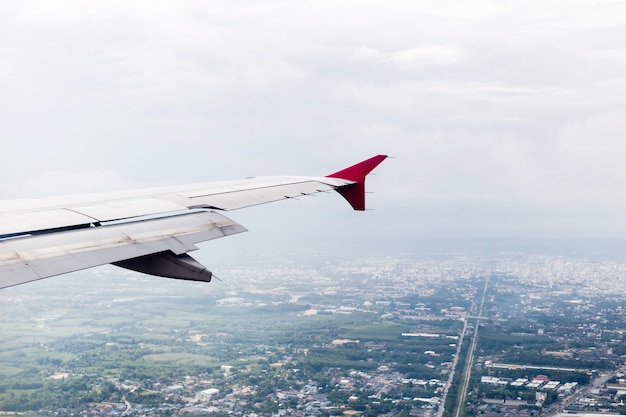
[1,238,626,417]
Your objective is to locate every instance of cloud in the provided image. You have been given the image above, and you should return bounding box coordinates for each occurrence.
[2,0,626,240]
[19,170,138,197]
[558,112,626,191]
[0,60,10,81]
[351,45,466,68]
[384,46,466,68]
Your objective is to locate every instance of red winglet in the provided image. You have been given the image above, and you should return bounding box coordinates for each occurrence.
[326,155,388,211]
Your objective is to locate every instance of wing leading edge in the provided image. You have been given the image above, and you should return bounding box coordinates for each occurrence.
[0,155,387,288]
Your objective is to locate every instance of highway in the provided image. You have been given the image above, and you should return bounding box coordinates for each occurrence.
[436,277,490,417]
[453,277,490,417]
[437,317,469,417]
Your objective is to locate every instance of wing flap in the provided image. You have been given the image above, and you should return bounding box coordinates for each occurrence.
[0,211,246,288]
[0,209,96,237]
[0,177,351,236]
[178,178,349,210]
[71,198,186,222]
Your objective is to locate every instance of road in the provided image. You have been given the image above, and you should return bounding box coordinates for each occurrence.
[436,277,489,417]
[121,395,132,416]
[453,277,489,417]
[436,318,469,417]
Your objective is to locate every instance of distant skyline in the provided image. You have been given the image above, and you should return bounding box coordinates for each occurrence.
[2,1,626,240]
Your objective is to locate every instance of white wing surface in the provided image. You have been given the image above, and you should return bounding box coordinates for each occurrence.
[0,155,387,288]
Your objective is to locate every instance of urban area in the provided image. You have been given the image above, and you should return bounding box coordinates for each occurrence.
[1,240,626,417]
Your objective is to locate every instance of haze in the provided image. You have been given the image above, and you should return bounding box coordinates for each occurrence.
[2,1,626,242]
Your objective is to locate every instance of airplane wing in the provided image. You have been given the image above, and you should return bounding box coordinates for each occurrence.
[0,155,387,288]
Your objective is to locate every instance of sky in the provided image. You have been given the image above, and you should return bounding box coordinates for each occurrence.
[2,0,626,244]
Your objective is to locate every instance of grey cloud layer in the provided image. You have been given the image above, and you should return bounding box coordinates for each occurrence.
[2,0,626,238]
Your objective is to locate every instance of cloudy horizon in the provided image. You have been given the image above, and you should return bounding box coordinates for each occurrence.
[2,1,626,242]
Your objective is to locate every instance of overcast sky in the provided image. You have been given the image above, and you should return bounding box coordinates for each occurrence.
[2,0,626,244]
